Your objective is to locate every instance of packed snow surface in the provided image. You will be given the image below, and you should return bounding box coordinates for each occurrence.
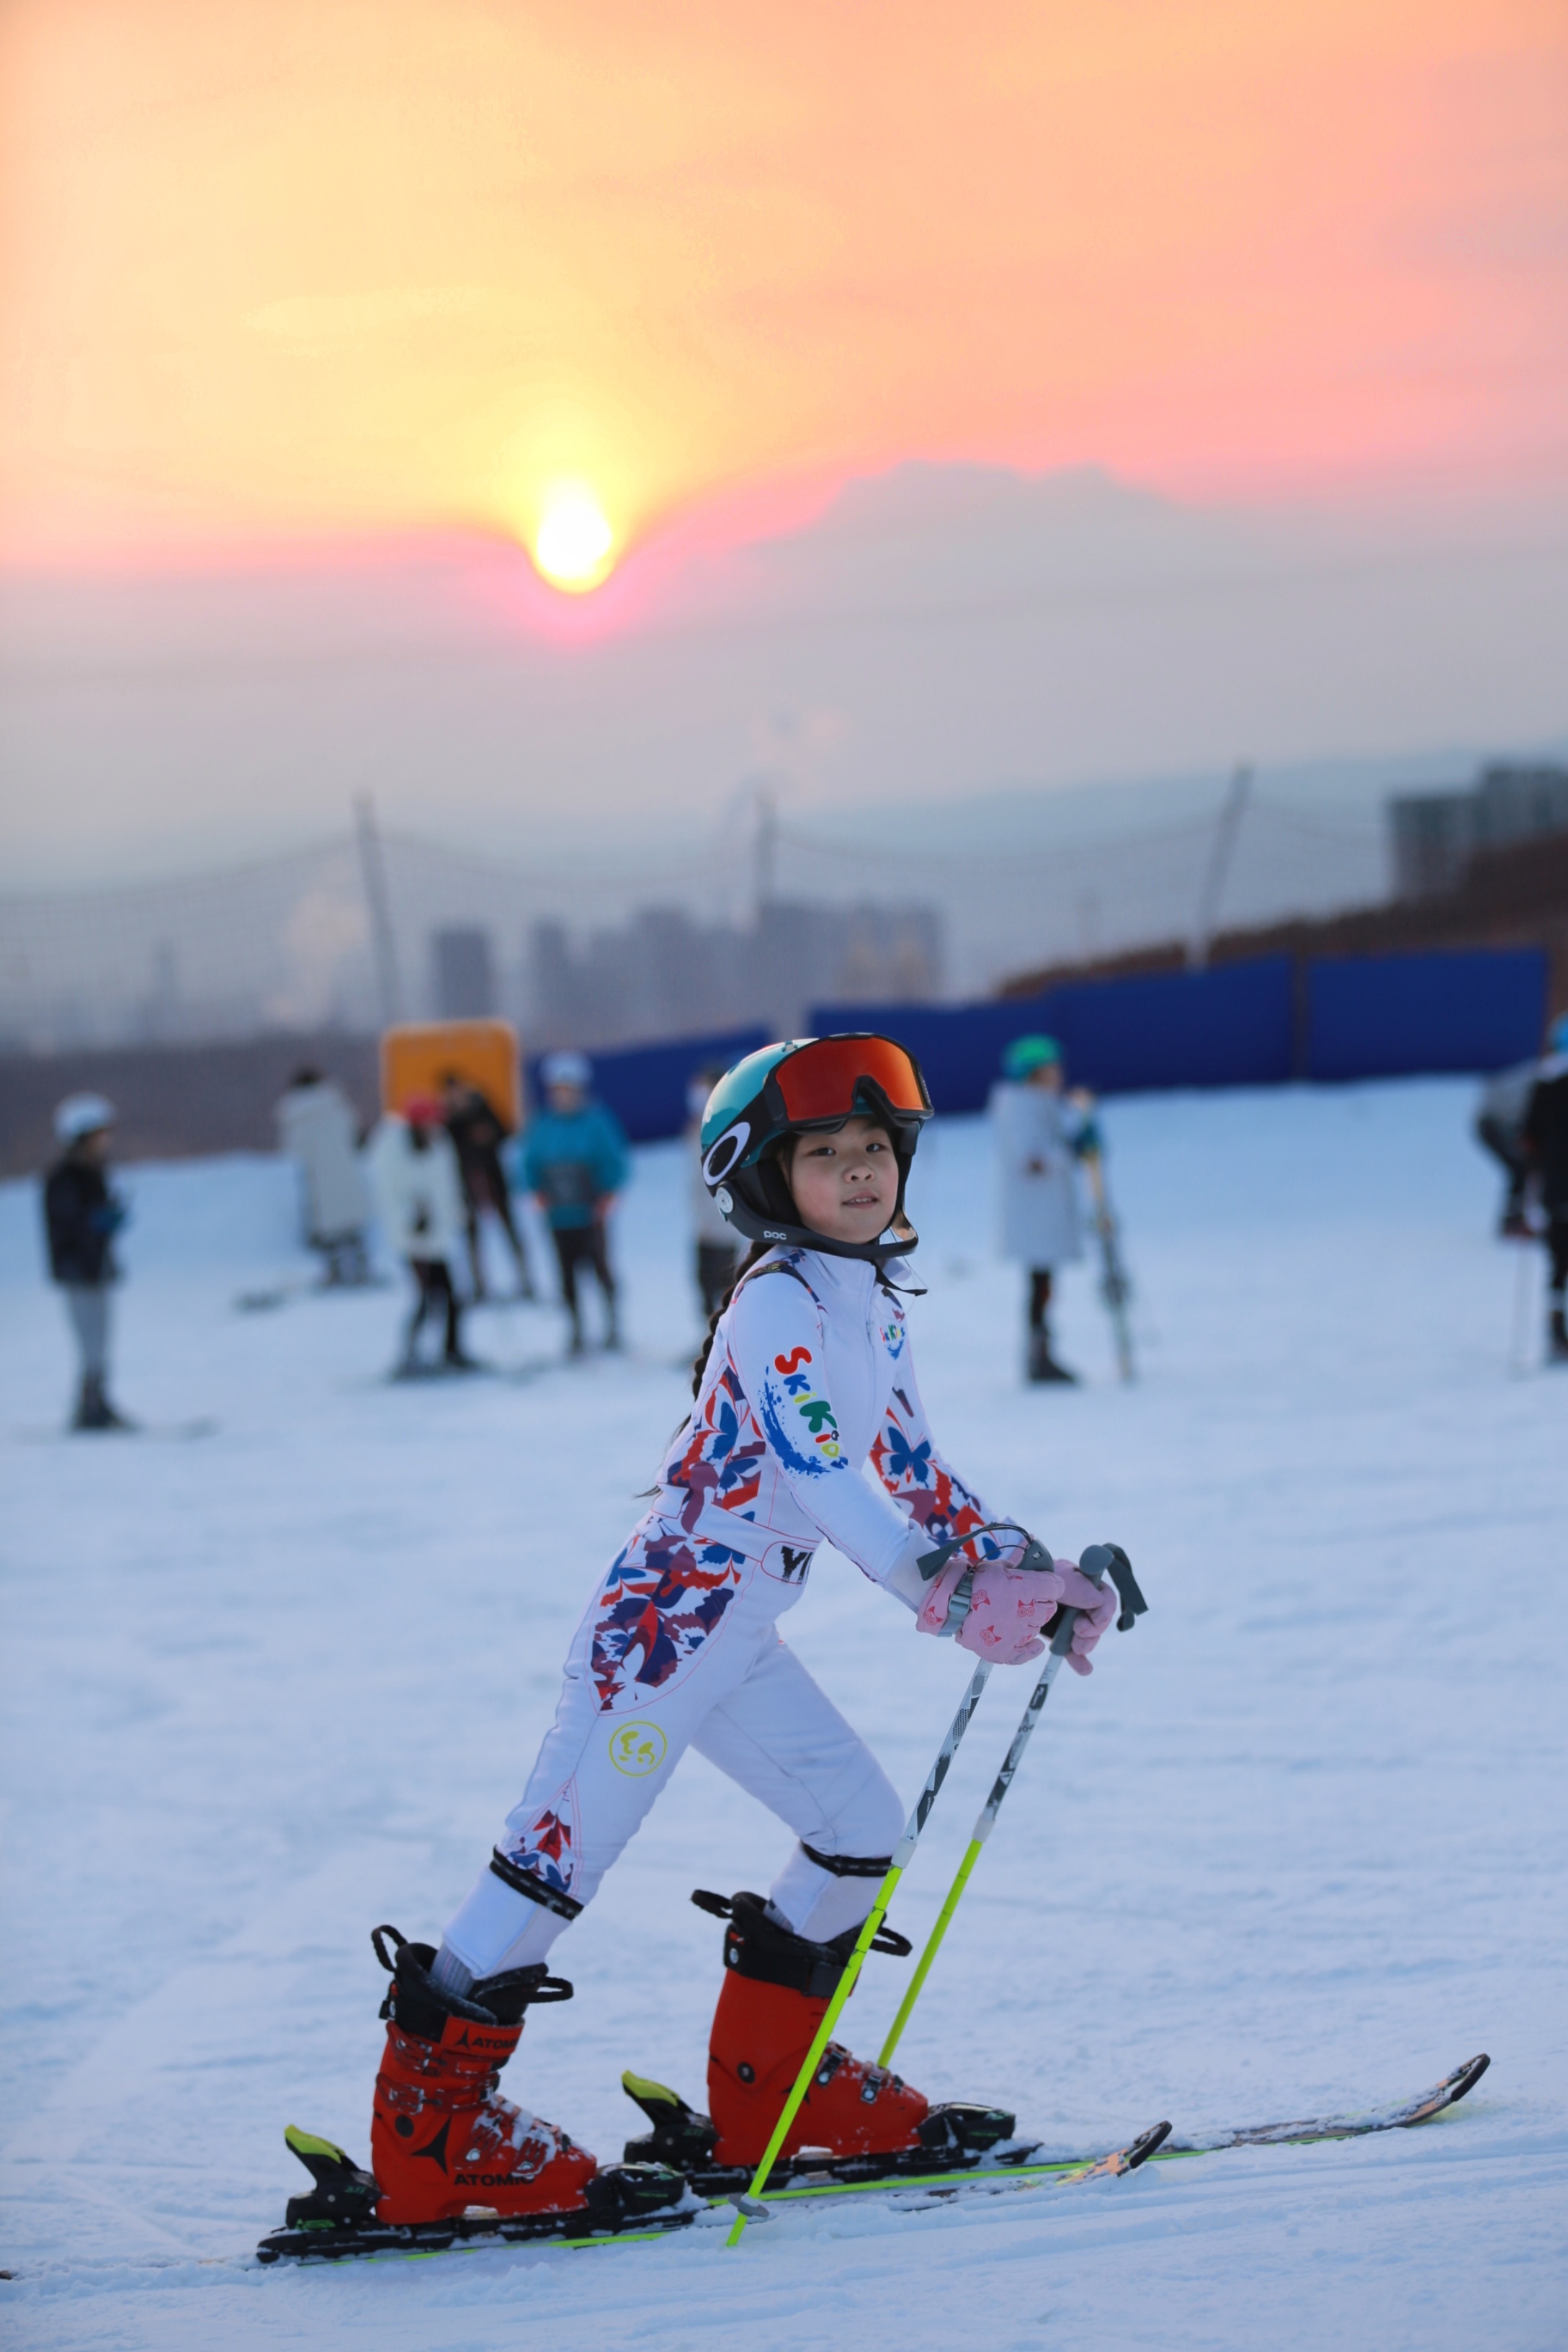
[2,1079,1564,2351]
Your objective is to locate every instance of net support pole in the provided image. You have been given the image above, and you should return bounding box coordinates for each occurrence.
[354,794,404,1027]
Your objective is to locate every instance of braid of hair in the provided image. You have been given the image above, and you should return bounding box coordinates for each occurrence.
[690,1238,770,1398]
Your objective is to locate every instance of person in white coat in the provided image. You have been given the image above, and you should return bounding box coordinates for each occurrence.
[367,1095,476,1374]
[990,1034,1099,1385]
[274,1067,372,1284]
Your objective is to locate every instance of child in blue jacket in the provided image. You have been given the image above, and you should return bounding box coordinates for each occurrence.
[521,1052,630,1354]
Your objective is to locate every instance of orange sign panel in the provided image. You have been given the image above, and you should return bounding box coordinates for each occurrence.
[380,1021,523,1132]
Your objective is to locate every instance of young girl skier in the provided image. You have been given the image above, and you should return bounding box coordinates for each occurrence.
[359,1034,1118,2231]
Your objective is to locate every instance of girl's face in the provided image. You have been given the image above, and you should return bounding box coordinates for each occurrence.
[786,1114,898,1245]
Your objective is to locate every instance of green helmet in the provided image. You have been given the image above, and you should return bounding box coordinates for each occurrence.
[699,1033,933,1266]
[1002,1034,1061,1081]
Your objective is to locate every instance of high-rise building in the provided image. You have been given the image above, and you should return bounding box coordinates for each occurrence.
[1390,764,1568,900]
[525,896,942,1047]
[431,926,497,1018]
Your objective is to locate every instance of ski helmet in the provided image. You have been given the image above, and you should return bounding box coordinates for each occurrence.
[54,1092,116,1145]
[539,1049,591,1093]
[1002,1034,1061,1082]
[698,1034,933,1266]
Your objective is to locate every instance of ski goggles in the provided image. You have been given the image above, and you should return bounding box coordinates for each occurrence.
[771,1033,932,1127]
[699,1033,933,1189]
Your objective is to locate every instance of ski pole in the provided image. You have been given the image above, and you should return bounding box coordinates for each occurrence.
[877,1543,1147,2070]
[1083,1152,1135,1383]
[724,1654,995,2248]
[1508,1235,1533,1377]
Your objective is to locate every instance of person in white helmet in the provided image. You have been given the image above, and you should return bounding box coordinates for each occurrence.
[42,1094,133,1431]
[521,1051,630,1356]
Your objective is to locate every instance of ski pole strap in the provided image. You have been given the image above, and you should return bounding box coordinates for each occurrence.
[915,1521,1052,1581]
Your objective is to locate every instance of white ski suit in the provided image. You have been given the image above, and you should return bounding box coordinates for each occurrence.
[441,1246,1006,1979]
[274,1080,369,1245]
[367,1117,466,1266]
[991,1082,1091,1268]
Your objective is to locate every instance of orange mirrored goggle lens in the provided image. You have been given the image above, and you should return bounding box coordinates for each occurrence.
[773,1035,930,1123]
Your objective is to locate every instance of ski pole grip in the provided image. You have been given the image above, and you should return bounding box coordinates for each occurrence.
[1082,1542,1148,1633]
[1048,1543,1110,1656]
[1047,1542,1147,1655]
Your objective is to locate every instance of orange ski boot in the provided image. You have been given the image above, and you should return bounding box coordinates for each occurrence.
[701,1892,1013,2171]
[368,1924,599,2224]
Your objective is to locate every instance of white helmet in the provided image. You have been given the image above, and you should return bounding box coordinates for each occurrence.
[540,1050,591,1091]
[55,1092,116,1144]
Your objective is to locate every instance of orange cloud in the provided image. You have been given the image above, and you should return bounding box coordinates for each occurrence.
[1,0,1564,573]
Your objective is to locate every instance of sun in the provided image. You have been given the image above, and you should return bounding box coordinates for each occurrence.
[532,482,616,592]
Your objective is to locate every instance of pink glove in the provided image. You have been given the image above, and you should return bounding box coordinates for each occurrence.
[917,1551,1117,1670]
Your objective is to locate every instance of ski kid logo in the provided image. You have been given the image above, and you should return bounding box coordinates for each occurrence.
[609,1721,668,1776]
[772,1346,840,1462]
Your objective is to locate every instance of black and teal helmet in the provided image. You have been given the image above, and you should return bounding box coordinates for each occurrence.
[697,1033,933,1266]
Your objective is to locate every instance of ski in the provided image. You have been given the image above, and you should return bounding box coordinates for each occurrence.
[621,2051,1489,2200]
[256,2130,699,2263]
[1162,2052,1489,2152]
[235,1274,393,1311]
[17,1416,219,1444]
[760,2120,1171,2212]
[255,2054,1489,2265]
[254,2119,1168,2264]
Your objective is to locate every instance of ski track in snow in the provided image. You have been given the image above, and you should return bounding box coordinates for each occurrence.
[1,1078,1564,2351]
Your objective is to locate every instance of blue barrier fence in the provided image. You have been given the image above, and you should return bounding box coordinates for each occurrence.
[527,1026,769,1145]
[813,955,1299,1113]
[524,949,1549,1144]
[1306,949,1549,1083]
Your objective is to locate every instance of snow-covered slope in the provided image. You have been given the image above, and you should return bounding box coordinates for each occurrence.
[2,1079,1564,2350]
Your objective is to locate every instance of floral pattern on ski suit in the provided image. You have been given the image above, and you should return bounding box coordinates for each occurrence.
[583,1252,998,1714]
[589,1521,748,1709]
[480,1248,1017,1930]
[870,1380,995,1555]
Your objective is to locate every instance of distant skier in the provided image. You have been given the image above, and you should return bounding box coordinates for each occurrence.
[42,1094,133,1431]
[990,1034,1100,1384]
[687,1064,739,1320]
[521,1051,629,1356]
[1474,1059,1538,1239]
[335,1034,1117,2233]
[1522,1013,1568,1364]
[367,1095,477,1376]
[273,1066,372,1286]
[439,1071,536,1302]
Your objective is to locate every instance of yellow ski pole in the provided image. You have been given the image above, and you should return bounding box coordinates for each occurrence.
[724,1655,994,2248]
[878,1544,1147,2071]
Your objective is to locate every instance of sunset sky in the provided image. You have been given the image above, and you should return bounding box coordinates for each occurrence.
[3,0,1565,584]
[2,0,1567,893]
